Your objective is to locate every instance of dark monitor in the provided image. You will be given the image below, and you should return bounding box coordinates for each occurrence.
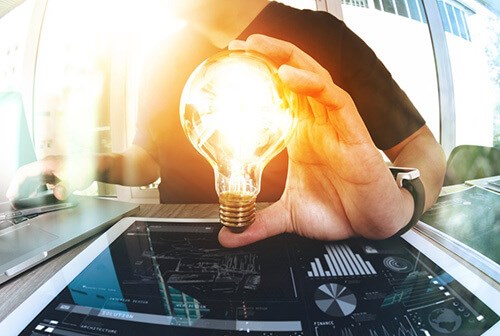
[0,92,38,203]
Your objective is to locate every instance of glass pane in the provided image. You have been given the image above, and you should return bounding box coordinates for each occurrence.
[395,0,409,17]
[0,0,34,93]
[382,0,396,14]
[33,1,185,198]
[33,0,116,196]
[437,0,451,32]
[453,7,467,40]
[439,1,499,147]
[341,0,440,143]
[33,0,112,158]
[459,10,471,41]
[417,0,427,23]
[408,0,422,22]
[445,3,460,36]
[0,0,38,203]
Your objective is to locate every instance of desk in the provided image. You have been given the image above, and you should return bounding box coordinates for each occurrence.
[0,200,497,325]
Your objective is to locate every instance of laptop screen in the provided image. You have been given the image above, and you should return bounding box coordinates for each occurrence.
[0,92,38,204]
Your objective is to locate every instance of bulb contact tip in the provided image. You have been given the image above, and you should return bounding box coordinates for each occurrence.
[219,192,256,232]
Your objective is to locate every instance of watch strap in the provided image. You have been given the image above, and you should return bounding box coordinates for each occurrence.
[389,167,426,236]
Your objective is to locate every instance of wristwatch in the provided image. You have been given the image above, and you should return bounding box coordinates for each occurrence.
[389,167,425,236]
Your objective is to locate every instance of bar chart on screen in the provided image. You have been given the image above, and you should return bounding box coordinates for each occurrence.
[306,242,377,278]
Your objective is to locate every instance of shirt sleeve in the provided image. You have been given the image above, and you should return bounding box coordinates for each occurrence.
[338,21,426,150]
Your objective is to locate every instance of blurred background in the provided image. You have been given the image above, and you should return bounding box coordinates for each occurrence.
[0,0,498,202]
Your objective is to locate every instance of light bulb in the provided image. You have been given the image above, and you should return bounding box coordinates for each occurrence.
[180,50,298,231]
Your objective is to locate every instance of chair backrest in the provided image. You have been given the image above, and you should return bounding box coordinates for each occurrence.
[443,145,500,186]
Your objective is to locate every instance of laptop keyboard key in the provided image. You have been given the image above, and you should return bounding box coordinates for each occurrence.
[11,216,29,224]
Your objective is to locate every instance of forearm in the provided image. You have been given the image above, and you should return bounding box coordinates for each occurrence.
[386,125,446,211]
[95,145,160,186]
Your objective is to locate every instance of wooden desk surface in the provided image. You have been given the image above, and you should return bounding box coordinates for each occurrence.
[0,203,222,322]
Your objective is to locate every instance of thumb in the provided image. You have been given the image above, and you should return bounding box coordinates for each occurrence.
[52,182,70,201]
[218,201,290,248]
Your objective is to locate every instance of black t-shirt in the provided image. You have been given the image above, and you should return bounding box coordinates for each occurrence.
[134,2,425,204]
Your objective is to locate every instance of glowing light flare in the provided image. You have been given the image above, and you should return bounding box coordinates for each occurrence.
[209,61,279,156]
[186,55,294,167]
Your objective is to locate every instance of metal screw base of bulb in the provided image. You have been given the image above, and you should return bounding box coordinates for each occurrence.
[219,192,256,232]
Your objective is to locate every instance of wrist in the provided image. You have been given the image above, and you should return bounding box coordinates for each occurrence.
[399,186,414,230]
[95,153,115,183]
[389,167,426,235]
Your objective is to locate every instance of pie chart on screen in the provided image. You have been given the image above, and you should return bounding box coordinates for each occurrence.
[314,283,357,317]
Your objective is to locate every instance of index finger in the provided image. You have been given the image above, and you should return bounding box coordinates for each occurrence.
[236,34,331,81]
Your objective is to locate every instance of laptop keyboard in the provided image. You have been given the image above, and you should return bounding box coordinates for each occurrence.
[0,215,31,231]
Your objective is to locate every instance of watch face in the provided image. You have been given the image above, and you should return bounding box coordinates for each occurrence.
[390,167,420,180]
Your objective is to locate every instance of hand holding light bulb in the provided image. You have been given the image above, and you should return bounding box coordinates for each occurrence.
[217,34,416,247]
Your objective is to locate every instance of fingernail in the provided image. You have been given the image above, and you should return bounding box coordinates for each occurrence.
[53,184,67,200]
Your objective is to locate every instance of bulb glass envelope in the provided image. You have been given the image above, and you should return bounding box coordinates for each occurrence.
[180,50,298,199]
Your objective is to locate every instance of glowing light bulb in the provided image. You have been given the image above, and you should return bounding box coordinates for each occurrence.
[180,50,298,231]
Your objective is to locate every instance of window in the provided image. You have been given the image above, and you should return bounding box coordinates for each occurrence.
[341,0,441,142]
[454,7,468,39]
[459,10,471,40]
[370,0,427,21]
[0,0,38,132]
[446,3,460,35]
[339,0,498,150]
[395,0,409,17]
[408,0,422,21]
[438,0,452,31]
[438,0,472,41]
[382,0,396,13]
[341,0,369,8]
[439,0,499,147]
[33,0,113,159]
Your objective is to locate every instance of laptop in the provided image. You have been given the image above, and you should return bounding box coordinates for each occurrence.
[0,91,71,219]
[465,175,500,193]
[0,92,139,284]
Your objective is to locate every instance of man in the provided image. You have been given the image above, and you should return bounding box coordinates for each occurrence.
[7,0,446,248]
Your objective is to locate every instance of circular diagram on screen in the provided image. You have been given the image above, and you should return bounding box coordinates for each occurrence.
[428,308,462,333]
[383,256,413,273]
[314,283,357,317]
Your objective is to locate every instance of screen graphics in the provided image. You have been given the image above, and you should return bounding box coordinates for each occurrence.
[23,220,499,335]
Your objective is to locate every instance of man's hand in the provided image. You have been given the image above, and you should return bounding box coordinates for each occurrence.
[6,155,96,201]
[218,34,415,247]
[6,145,161,202]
